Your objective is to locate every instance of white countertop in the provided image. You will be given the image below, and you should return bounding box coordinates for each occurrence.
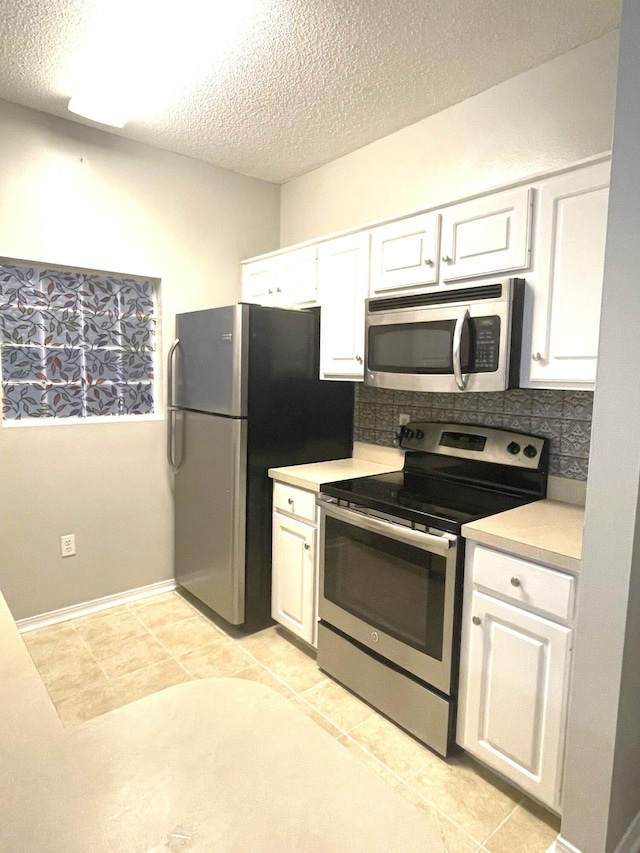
[268,442,404,492]
[269,445,584,572]
[462,499,584,573]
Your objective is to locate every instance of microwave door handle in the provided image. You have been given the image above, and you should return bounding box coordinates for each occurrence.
[453,309,469,391]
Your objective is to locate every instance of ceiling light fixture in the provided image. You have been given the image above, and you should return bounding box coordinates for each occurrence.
[68,86,130,129]
[66,0,257,129]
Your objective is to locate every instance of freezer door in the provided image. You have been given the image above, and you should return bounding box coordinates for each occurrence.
[175,305,248,417]
[174,411,247,624]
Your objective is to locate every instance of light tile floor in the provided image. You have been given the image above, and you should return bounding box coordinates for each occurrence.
[21,590,560,853]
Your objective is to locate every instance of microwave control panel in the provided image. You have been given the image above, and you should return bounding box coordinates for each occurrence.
[469,316,500,373]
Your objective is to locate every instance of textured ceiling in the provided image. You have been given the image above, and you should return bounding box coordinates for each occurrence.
[0,0,621,183]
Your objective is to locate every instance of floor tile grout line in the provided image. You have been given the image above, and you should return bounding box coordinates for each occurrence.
[291,691,351,736]
[239,655,304,698]
[339,734,406,786]
[397,779,486,848]
[69,618,129,680]
[480,798,523,848]
[150,629,227,660]
[30,623,113,705]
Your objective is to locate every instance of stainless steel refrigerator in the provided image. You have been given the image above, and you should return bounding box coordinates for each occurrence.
[167,304,354,631]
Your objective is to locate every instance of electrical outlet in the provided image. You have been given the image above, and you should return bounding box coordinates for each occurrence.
[399,413,410,426]
[60,534,76,558]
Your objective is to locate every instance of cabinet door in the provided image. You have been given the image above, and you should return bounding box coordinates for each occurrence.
[369,212,440,296]
[440,187,533,282]
[276,246,318,307]
[241,258,278,305]
[272,512,316,646]
[318,232,370,379]
[527,160,610,388]
[460,591,571,810]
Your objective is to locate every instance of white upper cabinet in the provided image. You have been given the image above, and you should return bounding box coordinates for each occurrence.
[242,246,318,308]
[369,212,440,296]
[242,257,278,304]
[276,246,318,307]
[525,160,610,389]
[318,232,370,380]
[440,187,533,282]
[242,154,610,390]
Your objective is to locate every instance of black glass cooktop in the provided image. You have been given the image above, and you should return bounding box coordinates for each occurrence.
[321,471,536,535]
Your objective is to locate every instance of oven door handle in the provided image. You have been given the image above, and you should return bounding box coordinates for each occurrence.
[452,308,469,391]
[319,499,455,556]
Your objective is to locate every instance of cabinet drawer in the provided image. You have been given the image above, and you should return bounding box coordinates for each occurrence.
[273,482,317,524]
[471,545,576,623]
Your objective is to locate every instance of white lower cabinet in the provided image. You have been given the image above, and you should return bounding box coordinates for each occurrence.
[458,544,575,812]
[271,482,318,647]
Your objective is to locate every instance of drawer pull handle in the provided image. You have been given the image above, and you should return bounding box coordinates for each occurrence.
[287,498,294,505]
[510,576,521,587]
[472,616,481,626]
[304,543,310,551]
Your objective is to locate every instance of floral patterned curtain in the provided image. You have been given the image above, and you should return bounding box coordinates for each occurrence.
[0,262,156,421]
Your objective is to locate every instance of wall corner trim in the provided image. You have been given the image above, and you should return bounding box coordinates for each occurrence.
[16,579,177,632]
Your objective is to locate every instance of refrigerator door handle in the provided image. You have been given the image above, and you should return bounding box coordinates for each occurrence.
[167,338,181,472]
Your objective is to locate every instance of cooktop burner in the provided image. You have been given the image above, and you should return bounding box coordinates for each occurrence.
[321,471,536,534]
[321,421,549,535]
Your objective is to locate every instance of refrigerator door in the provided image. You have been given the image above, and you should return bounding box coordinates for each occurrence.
[174,410,247,624]
[175,305,248,417]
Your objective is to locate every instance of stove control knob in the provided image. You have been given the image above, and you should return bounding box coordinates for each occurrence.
[523,444,538,459]
[415,429,425,440]
[404,429,415,439]
[507,441,521,455]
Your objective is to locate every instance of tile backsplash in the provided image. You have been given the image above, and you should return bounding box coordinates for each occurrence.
[354,387,593,481]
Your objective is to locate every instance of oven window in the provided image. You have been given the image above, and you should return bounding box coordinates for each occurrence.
[323,517,445,659]
[368,316,500,374]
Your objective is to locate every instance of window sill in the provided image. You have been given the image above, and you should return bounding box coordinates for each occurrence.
[2,414,164,428]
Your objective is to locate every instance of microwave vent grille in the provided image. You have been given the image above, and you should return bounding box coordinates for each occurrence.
[368,283,504,313]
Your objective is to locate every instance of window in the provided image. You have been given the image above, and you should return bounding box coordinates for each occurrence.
[0,261,156,422]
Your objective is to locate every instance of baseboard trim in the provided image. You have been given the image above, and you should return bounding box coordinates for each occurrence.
[546,809,640,853]
[615,809,640,853]
[16,579,177,632]
[547,837,583,853]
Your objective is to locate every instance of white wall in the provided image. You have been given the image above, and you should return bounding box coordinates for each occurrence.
[280,31,618,245]
[560,2,640,849]
[0,99,280,621]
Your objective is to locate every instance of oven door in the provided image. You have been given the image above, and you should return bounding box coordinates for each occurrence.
[318,499,459,696]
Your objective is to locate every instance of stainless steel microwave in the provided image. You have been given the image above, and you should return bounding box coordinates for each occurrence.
[364,278,524,393]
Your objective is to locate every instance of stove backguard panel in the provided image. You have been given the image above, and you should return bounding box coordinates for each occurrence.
[354,387,592,481]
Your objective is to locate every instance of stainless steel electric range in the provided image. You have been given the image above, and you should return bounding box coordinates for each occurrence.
[316,421,549,757]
